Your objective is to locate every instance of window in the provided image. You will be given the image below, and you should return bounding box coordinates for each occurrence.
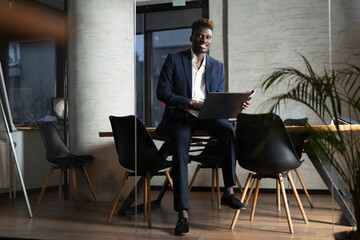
[136,1,208,126]
[151,29,192,126]
[8,40,56,126]
[2,0,66,128]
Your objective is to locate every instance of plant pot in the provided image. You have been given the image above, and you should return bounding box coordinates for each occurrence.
[333,231,358,240]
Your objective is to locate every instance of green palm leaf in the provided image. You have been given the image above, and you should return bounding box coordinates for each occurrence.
[261,56,360,236]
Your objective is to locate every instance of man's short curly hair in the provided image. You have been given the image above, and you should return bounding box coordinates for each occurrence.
[191,18,214,34]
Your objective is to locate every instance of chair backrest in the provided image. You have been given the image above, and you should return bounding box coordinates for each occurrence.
[109,115,165,173]
[200,138,222,156]
[37,121,70,161]
[236,113,301,176]
[283,118,308,159]
[189,137,223,165]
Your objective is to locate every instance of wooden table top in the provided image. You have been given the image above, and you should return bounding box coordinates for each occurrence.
[99,124,360,137]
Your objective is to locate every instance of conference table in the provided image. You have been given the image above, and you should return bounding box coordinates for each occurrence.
[99,123,360,226]
[99,124,360,137]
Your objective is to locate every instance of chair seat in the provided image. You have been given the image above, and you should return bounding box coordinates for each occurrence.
[47,154,94,167]
[240,159,302,176]
[74,155,94,161]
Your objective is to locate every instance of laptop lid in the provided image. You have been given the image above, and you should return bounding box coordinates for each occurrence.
[186,92,251,119]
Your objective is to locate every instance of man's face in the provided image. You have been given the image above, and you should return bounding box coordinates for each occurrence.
[190,27,212,55]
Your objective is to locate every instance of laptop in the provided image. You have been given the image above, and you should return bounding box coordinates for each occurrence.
[184,92,252,119]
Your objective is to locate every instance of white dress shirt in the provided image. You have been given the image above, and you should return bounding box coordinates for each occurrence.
[191,48,206,102]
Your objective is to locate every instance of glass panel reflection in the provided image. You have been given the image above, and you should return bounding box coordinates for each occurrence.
[151,28,191,126]
[136,34,144,122]
[8,40,56,127]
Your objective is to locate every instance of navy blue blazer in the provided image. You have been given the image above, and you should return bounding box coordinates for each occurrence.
[156,49,225,138]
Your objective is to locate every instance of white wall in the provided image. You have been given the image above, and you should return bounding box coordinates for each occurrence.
[67,0,135,201]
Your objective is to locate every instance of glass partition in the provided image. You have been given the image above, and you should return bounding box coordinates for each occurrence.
[330,0,360,238]
[2,0,358,238]
[133,0,360,238]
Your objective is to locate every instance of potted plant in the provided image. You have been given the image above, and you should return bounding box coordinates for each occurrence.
[261,56,360,239]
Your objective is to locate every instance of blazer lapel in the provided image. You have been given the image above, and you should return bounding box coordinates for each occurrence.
[205,54,213,93]
[181,50,192,97]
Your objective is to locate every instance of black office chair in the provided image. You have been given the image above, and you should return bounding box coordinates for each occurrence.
[188,138,243,210]
[244,118,314,210]
[37,121,98,207]
[107,115,173,228]
[230,113,308,234]
[284,118,314,208]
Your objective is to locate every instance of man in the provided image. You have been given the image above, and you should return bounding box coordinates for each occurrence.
[156,18,250,236]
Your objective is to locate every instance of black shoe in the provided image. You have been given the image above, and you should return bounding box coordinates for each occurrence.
[221,193,246,209]
[174,217,189,236]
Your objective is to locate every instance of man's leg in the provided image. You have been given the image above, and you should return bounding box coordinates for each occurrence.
[169,122,192,235]
[169,122,192,213]
[201,119,245,209]
[201,119,236,187]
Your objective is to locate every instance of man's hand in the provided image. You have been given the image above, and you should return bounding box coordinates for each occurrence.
[242,90,253,110]
[189,101,203,110]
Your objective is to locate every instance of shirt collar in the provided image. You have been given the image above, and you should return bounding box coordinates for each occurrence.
[191,48,206,67]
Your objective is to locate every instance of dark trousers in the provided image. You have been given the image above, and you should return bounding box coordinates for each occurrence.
[169,113,237,212]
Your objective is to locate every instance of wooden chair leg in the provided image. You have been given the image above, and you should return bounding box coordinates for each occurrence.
[188,164,201,193]
[230,173,253,230]
[287,172,308,224]
[165,170,173,190]
[215,164,221,210]
[71,166,79,207]
[294,169,314,208]
[211,167,215,201]
[107,171,129,223]
[235,175,243,193]
[144,176,148,216]
[240,174,252,203]
[58,168,64,202]
[146,171,152,228]
[37,165,54,206]
[278,173,294,234]
[276,179,281,212]
[245,178,256,206]
[250,179,261,221]
[81,166,98,203]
